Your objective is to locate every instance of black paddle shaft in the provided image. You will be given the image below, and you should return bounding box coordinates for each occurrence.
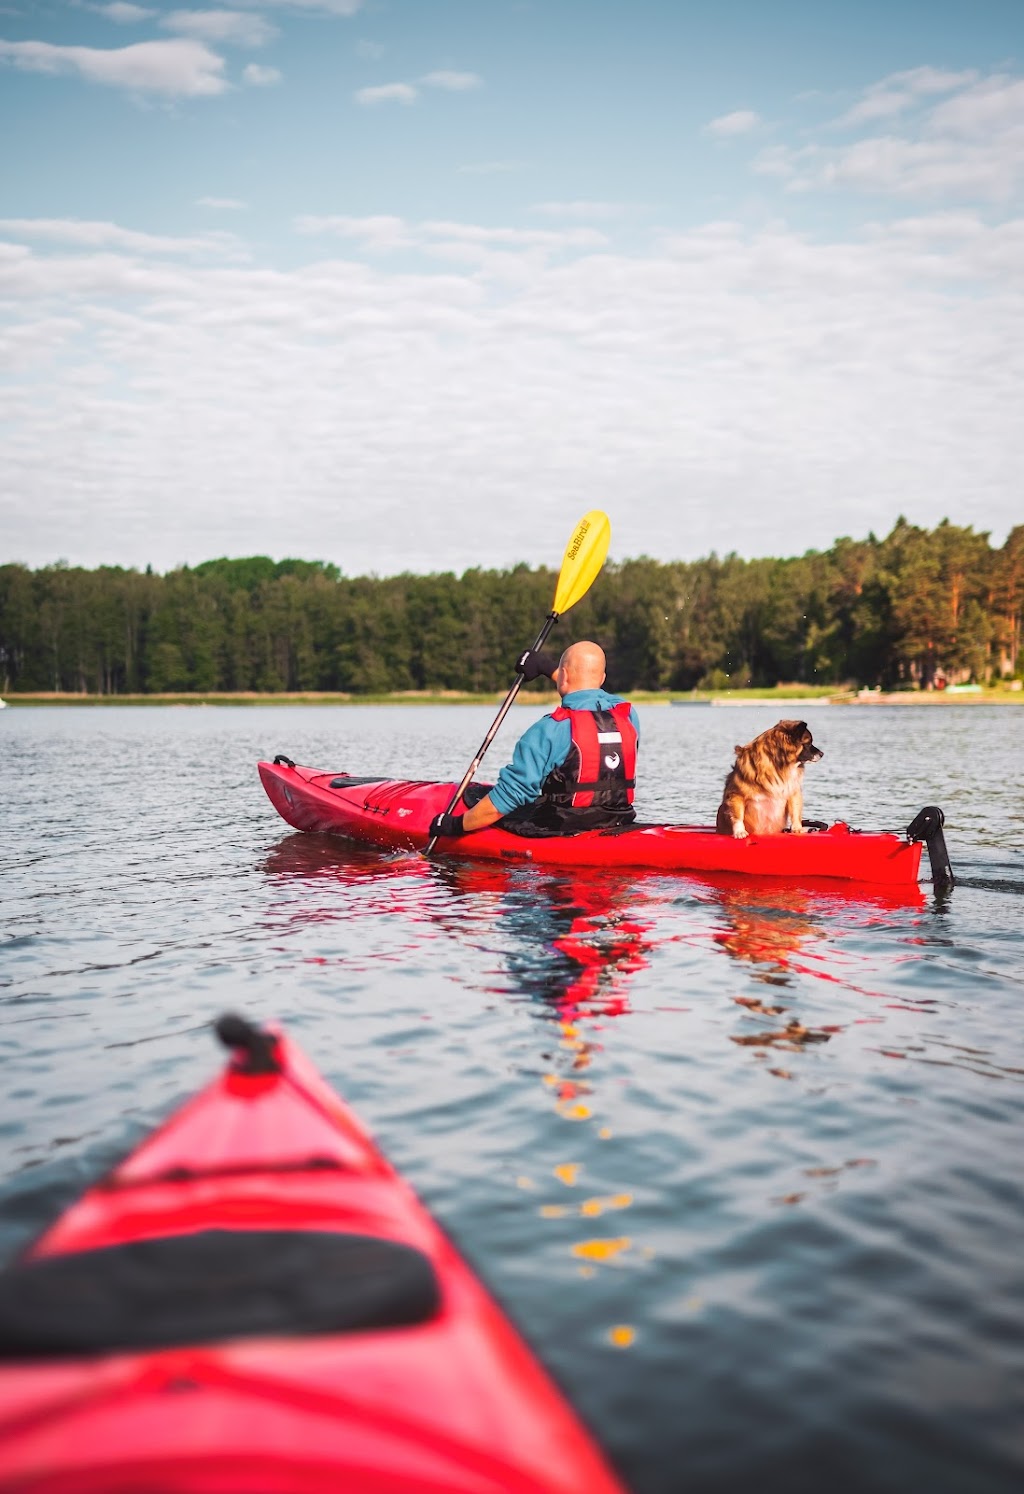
[423,611,560,855]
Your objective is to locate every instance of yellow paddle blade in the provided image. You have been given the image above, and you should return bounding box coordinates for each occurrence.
[552,510,612,615]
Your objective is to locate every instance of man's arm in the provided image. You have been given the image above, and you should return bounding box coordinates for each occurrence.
[487,714,567,816]
[463,794,503,832]
[428,716,568,840]
[427,789,516,841]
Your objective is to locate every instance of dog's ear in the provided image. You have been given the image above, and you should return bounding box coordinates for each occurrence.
[787,720,808,739]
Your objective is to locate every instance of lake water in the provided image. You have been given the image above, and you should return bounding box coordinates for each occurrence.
[1,702,1022,1493]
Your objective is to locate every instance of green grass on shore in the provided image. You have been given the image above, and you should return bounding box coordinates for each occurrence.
[4,685,1022,707]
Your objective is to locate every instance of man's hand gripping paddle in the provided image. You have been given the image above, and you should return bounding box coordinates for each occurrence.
[423,510,612,856]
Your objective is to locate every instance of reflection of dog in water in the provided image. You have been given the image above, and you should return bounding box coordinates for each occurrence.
[712,883,821,982]
[716,720,823,838]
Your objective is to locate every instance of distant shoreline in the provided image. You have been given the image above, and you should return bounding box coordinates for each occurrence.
[3,689,1022,708]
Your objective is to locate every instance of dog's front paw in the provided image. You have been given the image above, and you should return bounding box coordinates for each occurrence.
[790,823,805,835]
[731,823,748,839]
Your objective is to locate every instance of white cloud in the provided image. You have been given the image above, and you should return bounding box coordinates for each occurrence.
[243,61,279,84]
[751,144,803,181]
[294,213,415,251]
[422,219,607,250]
[704,109,761,138]
[754,67,1024,201]
[821,136,1018,198]
[162,10,276,47]
[355,81,416,106]
[927,74,1024,136]
[834,66,979,127]
[353,70,481,107]
[2,211,1022,576]
[420,69,481,91]
[865,211,983,243]
[835,89,914,127]
[891,65,979,94]
[0,217,243,256]
[0,37,227,96]
[196,196,248,210]
[294,214,608,258]
[95,3,156,22]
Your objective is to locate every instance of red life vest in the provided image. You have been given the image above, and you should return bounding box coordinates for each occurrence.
[540,702,638,823]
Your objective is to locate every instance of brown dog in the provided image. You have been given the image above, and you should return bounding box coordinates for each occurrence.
[716,720,823,838]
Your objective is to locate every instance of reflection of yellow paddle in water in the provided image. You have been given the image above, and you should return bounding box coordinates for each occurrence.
[423,510,612,857]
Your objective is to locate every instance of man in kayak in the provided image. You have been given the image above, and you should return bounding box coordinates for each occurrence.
[429,640,640,838]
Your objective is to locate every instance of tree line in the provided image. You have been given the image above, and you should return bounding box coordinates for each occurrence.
[1,519,1021,696]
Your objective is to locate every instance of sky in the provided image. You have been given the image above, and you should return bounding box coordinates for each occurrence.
[2,0,1023,577]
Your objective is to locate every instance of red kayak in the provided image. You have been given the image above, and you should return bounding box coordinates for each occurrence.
[0,1017,626,1494]
[258,759,949,887]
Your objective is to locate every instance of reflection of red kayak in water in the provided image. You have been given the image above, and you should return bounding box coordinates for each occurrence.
[0,1017,627,1494]
[552,919,642,1020]
[259,762,931,886]
[258,837,651,1022]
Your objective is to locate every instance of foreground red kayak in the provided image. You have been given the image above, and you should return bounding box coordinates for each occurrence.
[0,1017,626,1494]
[258,759,951,887]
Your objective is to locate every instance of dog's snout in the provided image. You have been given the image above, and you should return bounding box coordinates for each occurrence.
[801,744,824,762]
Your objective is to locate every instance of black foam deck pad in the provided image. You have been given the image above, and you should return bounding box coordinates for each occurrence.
[0,1228,440,1359]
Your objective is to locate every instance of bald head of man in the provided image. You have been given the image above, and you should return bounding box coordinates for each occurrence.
[556,640,606,697]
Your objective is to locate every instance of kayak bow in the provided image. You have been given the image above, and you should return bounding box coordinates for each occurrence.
[0,1016,627,1494]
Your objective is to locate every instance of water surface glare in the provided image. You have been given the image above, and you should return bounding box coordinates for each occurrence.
[1,703,1023,1494]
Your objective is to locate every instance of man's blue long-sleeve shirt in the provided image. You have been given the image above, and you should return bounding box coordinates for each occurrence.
[488,689,641,816]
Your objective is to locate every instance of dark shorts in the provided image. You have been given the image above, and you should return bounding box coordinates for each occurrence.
[498,801,637,839]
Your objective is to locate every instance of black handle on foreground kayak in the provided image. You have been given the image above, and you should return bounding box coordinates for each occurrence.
[423,611,560,857]
[906,805,954,891]
[215,1013,282,1074]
